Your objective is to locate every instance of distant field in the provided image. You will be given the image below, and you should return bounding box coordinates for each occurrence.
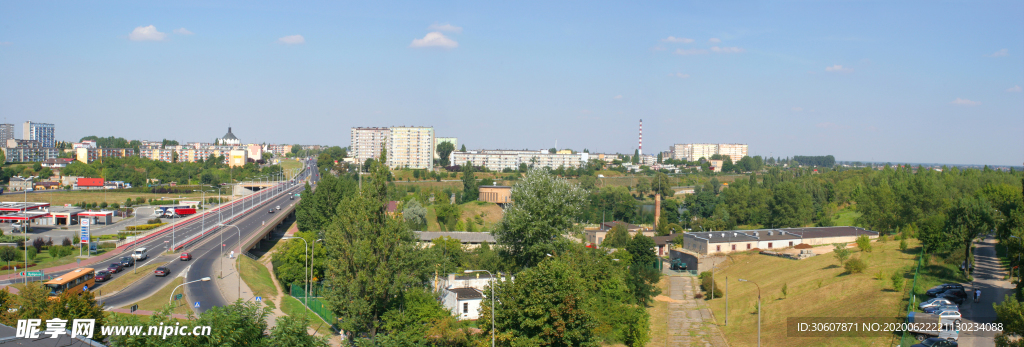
[833,209,862,227]
[709,239,921,347]
[279,159,303,176]
[459,201,503,231]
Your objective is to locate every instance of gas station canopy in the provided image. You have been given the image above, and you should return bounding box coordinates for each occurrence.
[0,202,50,212]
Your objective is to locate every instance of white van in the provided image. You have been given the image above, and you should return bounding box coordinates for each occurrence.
[132,247,148,260]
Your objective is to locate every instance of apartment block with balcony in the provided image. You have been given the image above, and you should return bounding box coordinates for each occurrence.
[387,126,434,170]
[3,139,58,163]
[351,127,390,164]
[669,143,748,162]
[0,124,14,146]
[23,121,55,148]
[75,147,137,163]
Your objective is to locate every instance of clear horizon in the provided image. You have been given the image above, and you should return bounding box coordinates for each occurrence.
[1,1,1021,166]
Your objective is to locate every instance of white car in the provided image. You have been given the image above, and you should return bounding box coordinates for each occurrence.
[919,298,955,310]
[934,309,962,323]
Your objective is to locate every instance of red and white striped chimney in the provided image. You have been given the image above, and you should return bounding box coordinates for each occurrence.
[638,119,643,156]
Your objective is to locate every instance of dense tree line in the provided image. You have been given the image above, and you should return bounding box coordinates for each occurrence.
[792,155,836,167]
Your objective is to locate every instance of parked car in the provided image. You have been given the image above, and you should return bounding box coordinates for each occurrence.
[154,267,170,277]
[180,253,192,261]
[934,308,962,324]
[919,298,956,310]
[911,337,958,347]
[94,270,112,282]
[939,289,968,305]
[107,263,124,273]
[120,256,135,268]
[923,304,959,314]
[926,284,965,297]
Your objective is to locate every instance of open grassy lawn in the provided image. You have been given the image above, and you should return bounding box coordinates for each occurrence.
[238,255,278,300]
[425,206,440,231]
[832,209,862,227]
[646,277,671,347]
[281,295,333,336]
[709,238,922,347]
[95,263,162,296]
[459,201,503,231]
[20,190,207,206]
[133,277,192,315]
[0,249,110,276]
[279,159,303,175]
[910,252,970,313]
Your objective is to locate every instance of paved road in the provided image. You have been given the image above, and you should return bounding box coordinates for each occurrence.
[97,160,316,313]
[956,235,1013,347]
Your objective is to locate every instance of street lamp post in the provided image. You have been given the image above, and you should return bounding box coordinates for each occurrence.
[311,238,323,305]
[464,269,496,347]
[738,278,761,347]
[169,277,212,304]
[217,224,242,299]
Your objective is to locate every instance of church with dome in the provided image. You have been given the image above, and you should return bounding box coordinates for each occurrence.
[218,127,240,146]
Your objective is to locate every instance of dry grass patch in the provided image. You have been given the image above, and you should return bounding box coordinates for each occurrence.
[709,239,921,346]
[647,276,672,347]
[132,277,192,315]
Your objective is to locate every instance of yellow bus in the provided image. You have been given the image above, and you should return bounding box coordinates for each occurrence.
[44,268,95,300]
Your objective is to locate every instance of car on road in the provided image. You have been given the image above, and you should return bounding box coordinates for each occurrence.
[154,267,170,277]
[934,309,962,323]
[276,205,281,210]
[107,263,124,273]
[919,298,956,310]
[911,337,958,347]
[132,247,148,260]
[94,271,112,282]
[926,284,965,297]
[120,256,135,268]
[923,304,959,314]
[180,253,192,261]
[268,209,274,213]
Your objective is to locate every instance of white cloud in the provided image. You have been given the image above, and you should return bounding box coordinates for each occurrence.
[674,48,708,55]
[662,36,694,43]
[792,107,803,112]
[128,25,166,41]
[951,98,980,106]
[825,64,852,72]
[1007,85,1022,92]
[277,35,305,45]
[613,95,623,99]
[710,46,744,53]
[410,32,458,48]
[173,28,193,35]
[428,23,462,33]
[709,38,721,43]
[987,49,1008,57]
[668,73,690,78]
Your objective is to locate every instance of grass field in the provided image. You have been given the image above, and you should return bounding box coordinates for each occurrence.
[647,277,671,347]
[708,238,922,347]
[459,201,503,231]
[281,295,333,336]
[279,159,303,176]
[238,255,278,300]
[96,263,161,296]
[133,277,192,315]
[14,190,208,207]
[832,209,862,227]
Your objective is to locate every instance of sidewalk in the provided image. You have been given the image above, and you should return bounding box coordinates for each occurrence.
[957,235,1014,347]
[210,252,259,320]
[665,275,729,347]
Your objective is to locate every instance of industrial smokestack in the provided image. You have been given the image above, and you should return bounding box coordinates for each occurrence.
[654,194,661,230]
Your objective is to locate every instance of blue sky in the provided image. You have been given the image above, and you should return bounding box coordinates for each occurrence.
[1,1,1021,166]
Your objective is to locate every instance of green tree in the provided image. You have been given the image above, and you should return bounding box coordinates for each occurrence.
[0,247,17,270]
[833,244,851,265]
[768,182,813,228]
[436,141,455,167]
[891,272,905,292]
[402,199,428,230]
[492,169,588,270]
[461,162,478,203]
[460,144,466,152]
[322,151,427,341]
[603,224,630,248]
[844,257,867,273]
[266,316,330,347]
[429,236,467,275]
[434,198,462,231]
[625,234,661,306]
[482,259,599,347]
[993,295,1024,346]
[944,197,995,270]
[855,235,873,253]
[632,149,640,164]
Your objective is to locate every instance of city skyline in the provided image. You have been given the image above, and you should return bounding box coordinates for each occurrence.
[1,1,1021,166]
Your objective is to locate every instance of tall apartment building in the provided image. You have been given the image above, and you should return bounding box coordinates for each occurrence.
[3,139,58,162]
[669,143,748,162]
[351,127,390,164]
[23,121,55,147]
[387,126,434,170]
[0,124,14,145]
[75,147,136,164]
[434,137,458,160]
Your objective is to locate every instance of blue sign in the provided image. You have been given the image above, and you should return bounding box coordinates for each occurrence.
[83,285,88,291]
[194,302,200,308]
[255,296,262,303]
[80,219,90,244]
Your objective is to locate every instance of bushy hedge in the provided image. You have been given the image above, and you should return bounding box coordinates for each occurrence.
[698,271,724,298]
[125,223,165,231]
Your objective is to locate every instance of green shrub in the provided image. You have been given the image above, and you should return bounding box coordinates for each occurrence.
[125,223,165,231]
[899,239,908,251]
[699,271,724,298]
[856,235,872,253]
[844,257,867,273]
[891,272,905,292]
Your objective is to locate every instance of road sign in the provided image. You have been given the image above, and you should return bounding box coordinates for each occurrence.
[175,294,182,301]
[255,296,262,303]
[194,302,200,308]
[83,285,88,291]
[130,304,138,313]
[19,271,43,277]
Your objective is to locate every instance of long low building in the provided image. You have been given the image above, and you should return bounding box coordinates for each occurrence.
[679,226,879,255]
[415,231,496,249]
[450,149,589,171]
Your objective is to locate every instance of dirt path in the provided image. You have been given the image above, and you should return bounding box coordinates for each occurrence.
[260,249,337,344]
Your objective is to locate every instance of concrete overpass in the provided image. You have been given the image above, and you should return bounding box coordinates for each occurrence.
[233,181,285,196]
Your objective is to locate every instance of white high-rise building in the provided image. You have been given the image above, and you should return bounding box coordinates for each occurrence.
[0,124,14,146]
[669,143,748,162]
[22,121,54,147]
[350,127,391,164]
[717,144,749,163]
[387,126,434,170]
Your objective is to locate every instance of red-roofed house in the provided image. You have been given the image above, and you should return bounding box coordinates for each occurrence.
[74,178,105,190]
